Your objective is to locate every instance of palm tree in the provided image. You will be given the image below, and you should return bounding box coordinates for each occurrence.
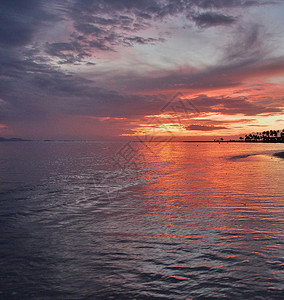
[241,129,284,143]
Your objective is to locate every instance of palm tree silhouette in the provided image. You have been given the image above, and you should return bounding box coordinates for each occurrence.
[240,128,284,143]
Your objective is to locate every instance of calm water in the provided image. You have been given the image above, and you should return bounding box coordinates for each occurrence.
[0,141,283,299]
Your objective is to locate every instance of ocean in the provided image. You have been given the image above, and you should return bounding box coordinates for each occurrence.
[0,141,283,299]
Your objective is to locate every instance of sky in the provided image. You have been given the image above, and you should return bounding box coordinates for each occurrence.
[0,0,283,140]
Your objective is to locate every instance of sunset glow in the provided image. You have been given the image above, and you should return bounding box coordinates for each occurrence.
[1,3,284,298]
[0,0,283,139]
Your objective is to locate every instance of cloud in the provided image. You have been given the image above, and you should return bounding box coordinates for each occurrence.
[0,0,282,139]
[186,124,228,131]
[0,49,167,125]
[74,23,107,36]
[119,58,284,93]
[188,118,257,125]
[68,2,160,52]
[193,0,275,9]
[66,0,269,53]
[0,0,58,48]
[45,41,90,64]
[0,0,272,50]
[0,0,39,47]
[223,24,267,64]
[192,12,236,28]
[123,36,165,46]
[190,94,282,116]
[117,19,284,93]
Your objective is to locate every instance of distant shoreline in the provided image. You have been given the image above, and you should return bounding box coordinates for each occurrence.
[0,137,284,144]
[0,137,31,142]
[183,140,284,143]
[1,137,284,143]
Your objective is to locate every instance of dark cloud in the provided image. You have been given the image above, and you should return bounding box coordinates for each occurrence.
[193,0,274,9]
[69,2,157,51]
[67,9,161,53]
[0,0,271,50]
[224,24,265,63]
[123,36,165,46]
[190,95,282,116]
[192,12,236,28]
[186,124,228,131]
[187,118,257,127]
[45,42,90,64]
[0,49,167,126]
[113,22,275,91]
[74,23,106,36]
[0,0,281,138]
[137,13,152,20]
[66,0,270,52]
[88,40,114,51]
[69,0,270,22]
[120,49,284,93]
[0,0,58,48]
[45,31,120,62]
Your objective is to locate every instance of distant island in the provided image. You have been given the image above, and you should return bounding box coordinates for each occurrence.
[1,130,284,143]
[0,137,30,142]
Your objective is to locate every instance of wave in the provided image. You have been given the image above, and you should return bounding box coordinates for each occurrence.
[229,154,254,160]
[230,150,284,160]
[273,151,284,159]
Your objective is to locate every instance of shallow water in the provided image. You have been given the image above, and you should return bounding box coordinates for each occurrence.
[0,141,284,299]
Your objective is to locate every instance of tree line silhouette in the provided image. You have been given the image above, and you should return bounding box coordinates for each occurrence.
[239,129,284,142]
